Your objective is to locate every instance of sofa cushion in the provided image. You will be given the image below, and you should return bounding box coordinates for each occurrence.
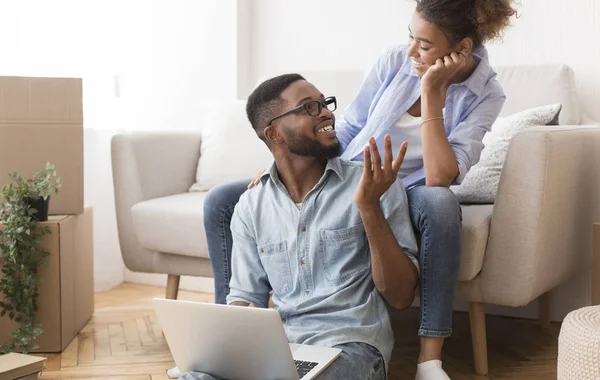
[130,192,491,279]
[189,100,273,192]
[131,192,209,259]
[495,64,579,125]
[459,204,494,281]
[451,103,562,203]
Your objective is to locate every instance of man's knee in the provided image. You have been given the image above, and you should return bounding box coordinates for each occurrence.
[318,343,385,380]
[179,372,220,380]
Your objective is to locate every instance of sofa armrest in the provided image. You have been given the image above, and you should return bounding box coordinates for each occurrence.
[469,125,600,306]
[111,131,202,272]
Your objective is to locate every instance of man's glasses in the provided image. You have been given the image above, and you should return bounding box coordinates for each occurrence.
[267,96,337,126]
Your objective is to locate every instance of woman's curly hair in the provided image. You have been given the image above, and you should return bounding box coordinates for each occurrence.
[415,0,518,49]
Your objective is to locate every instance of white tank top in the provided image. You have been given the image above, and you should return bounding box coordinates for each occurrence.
[389,113,423,179]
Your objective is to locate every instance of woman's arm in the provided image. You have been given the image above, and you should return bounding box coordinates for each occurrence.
[421,89,459,187]
[419,53,467,187]
[420,53,505,186]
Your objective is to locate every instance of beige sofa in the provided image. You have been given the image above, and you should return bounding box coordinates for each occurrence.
[111,65,600,375]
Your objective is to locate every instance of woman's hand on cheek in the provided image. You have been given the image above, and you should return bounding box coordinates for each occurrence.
[421,52,466,97]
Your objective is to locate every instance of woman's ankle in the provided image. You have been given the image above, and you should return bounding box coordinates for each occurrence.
[418,336,445,363]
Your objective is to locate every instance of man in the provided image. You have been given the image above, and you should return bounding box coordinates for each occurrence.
[181,74,419,380]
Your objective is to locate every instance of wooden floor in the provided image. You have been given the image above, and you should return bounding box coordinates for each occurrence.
[34,283,559,379]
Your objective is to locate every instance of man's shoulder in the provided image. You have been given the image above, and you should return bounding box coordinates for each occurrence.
[234,184,263,218]
[236,178,281,215]
[238,182,264,206]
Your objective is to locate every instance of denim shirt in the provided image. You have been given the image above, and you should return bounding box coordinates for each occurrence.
[226,158,419,371]
[337,45,506,188]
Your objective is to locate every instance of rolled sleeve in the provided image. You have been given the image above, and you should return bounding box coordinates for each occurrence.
[379,179,420,274]
[448,93,505,185]
[225,202,271,308]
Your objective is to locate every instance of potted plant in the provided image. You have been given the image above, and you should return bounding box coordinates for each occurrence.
[0,162,60,353]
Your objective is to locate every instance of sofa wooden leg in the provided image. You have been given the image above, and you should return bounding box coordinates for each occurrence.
[539,291,551,329]
[469,302,488,375]
[166,275,180,300]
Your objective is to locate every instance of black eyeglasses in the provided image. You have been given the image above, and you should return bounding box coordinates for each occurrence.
[266,96,337,126]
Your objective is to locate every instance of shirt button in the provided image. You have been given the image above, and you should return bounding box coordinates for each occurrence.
[304,290,310,295]
[301,259,306,265]
[259,248,264,253]
[300,226,306,232]
[282,318,286,323]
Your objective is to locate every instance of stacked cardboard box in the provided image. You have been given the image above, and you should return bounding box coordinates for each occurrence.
[0,76,93,353]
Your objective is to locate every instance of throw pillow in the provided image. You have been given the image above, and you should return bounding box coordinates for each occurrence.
[189,100,273,192]
[450,103,562,203]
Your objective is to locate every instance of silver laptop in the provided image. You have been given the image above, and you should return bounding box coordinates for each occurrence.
[152,298,341,380]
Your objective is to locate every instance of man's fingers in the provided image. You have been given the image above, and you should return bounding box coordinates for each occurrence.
[383,134,393,170]
[443,55,453,66]
[392,141,408,173]
[362,146,373,180]
[369,138,382,177]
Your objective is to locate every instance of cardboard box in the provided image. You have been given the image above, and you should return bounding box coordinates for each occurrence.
[0,76,83,215]
[0,353,46,380]
[0,207,93,352]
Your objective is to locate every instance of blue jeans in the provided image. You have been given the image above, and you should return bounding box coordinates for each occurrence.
[203,181,461,338]
[179,342,385,380]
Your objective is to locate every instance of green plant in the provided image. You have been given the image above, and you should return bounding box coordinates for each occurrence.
[0,162,60,353]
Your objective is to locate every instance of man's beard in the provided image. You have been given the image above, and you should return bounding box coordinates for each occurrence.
[286,129,341,161]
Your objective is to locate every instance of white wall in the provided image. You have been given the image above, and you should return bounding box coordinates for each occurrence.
[114,0,238,131]
[245,0,414,97]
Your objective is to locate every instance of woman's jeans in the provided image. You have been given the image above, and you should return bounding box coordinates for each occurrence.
[203,180,462,338]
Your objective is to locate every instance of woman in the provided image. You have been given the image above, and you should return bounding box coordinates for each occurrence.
[203,1,516,379]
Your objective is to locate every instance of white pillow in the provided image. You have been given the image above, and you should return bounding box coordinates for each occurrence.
[189,101,273,192]
[450,103,562,203]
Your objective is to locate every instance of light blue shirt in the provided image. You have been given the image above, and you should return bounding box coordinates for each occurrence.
[337,45,506,188]
[226,157,419,371]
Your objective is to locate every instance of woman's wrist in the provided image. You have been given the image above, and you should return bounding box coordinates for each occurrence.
[421,89,445,118]
[421,85,446,102]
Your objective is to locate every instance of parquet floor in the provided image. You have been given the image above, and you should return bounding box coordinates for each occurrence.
[34,283,559,379]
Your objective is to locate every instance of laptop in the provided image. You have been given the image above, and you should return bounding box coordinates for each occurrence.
[152,298,341,380]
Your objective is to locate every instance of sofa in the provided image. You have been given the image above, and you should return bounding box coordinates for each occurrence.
[111,64,600,375]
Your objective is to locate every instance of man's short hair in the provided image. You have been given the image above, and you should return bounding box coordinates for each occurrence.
[246,73,305,141]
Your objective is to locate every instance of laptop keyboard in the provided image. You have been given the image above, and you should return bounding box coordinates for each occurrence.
[295,360,319,378]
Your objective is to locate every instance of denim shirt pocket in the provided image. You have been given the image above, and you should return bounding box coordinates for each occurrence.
[257,240,292,295]
[319,223,370,285]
